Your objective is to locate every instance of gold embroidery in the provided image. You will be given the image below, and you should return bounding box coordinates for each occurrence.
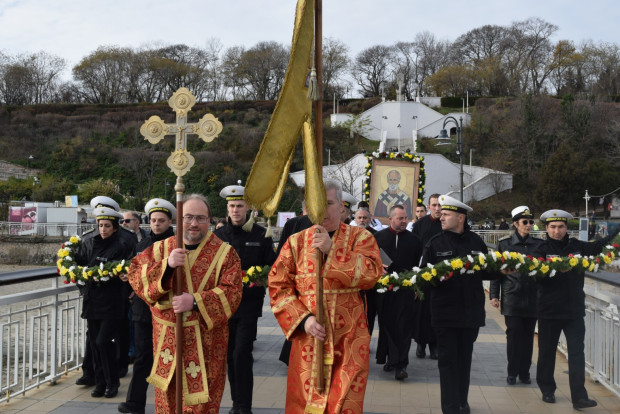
[161,348,173,364]
[185,361,201,378]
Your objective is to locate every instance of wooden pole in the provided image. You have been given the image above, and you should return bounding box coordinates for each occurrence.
[314,0,325,394]
[174,176,185,414]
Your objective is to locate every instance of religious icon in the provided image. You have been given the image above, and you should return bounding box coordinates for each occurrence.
[369,158,420,224]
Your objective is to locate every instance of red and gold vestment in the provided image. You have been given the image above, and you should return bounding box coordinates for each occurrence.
[128,232,242,413]
[269,222,382,414]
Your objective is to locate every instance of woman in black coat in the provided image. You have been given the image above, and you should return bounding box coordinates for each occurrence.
[75,206,134,399]
[489,206,543,385]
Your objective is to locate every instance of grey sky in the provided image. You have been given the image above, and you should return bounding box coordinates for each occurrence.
[0,0,617,76]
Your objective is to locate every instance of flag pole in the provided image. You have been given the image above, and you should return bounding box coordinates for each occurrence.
[313,0,325,394]
[174,177,185,413]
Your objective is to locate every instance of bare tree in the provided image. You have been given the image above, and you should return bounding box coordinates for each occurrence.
[326,156,366,197]
[352,44,395,97]
[235,41,289,100]
[322,37,351,99]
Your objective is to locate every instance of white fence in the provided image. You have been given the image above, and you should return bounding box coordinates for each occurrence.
[0,278,84,403]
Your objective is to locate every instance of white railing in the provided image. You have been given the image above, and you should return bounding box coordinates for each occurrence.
[0,279,84,403]
[563,276,620,398]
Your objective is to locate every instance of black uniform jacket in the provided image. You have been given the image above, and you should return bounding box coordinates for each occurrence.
[374,228,422,273]
[489,233,543,318]
[421,229,499,328]
[215,220,276,319]
[75,231,135,320]
[130,227,175,323]
[536,232,616,320]
[276,215,313,256]
[412,214,442,244]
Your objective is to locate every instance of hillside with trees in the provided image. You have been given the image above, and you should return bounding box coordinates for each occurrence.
[1,17,619,220]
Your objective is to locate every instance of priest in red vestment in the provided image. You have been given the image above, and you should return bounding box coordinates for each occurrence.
[128,194,242,414]
[269,181,383,414]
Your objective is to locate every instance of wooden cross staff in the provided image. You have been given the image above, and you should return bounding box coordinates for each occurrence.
[140,87,223,414]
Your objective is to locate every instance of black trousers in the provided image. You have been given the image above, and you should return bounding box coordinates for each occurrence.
[376,290,414,369]
[363,289,378,336]
[82,330,94,378]
[536,317,588,401]
[228,316,259,410]
[125,320,153,410]
[504,315,537,380]
[435,327,479,414]
[88,318,121,389]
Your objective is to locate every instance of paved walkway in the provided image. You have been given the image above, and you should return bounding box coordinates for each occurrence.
[3,295,620,414]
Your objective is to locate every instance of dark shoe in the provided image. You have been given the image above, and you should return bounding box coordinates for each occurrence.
[395,368,408,380]
[104,383,119,398]
[76,375,95,386]
[573,398,597,409]
[429,352,438,360]
[520,377,531,384]
[118,366,128,378]
[459,402,471,414]
[416,343,426,358]
[506,376,516,385]
[542,393,555,404]
[118,402,144,414]
[238,409,253,414]
[91,385,106,398]
[383,362,394,372]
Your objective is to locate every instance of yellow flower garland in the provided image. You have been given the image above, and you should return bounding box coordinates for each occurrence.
[57,235,129,284]
[375,234,620,298]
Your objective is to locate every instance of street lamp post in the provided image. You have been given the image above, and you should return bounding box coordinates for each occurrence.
[27,155,33,176]
[438,116,464,201]
[32,176,40,201]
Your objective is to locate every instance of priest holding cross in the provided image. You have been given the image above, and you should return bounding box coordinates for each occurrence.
[128,87,243,414]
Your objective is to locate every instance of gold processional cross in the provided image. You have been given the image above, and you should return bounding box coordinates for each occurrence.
[140,87,223,177]
[139,87,223,414]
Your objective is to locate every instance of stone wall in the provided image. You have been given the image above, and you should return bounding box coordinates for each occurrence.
[0,236,64,265]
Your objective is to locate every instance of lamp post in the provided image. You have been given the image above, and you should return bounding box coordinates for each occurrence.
[27,155,33,176]
[165,179,170,199]
[438,116,464,201]
[32,176,40,201]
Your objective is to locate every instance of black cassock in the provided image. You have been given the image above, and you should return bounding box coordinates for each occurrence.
[374,228,422,369]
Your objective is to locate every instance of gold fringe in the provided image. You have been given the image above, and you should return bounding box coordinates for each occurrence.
[307,67,319,101]
[242,211,255,232]
[265,217,273,238]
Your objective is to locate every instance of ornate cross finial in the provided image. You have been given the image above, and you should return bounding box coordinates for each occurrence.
[140,87,223,177]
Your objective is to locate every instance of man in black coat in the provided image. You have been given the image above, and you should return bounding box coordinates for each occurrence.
[353,207,380,336]
[214,185,276,414]
[374,205,422,380]
[536,209,618,409]
[118,198,176,414]
[421,195,499,414]
[411,193,442,359]
[490,206,543,386]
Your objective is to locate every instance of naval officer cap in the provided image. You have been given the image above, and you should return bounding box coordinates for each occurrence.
[439,194,473,214]
[540,209,573,224]
[219,185,245,201]
[342,192,358,210]
[145,198,176,219]
[511,206,533,222]
[94,206,123,222]
[90,196,120,211]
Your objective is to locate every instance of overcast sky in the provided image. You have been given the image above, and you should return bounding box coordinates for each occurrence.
[0,0,618,75]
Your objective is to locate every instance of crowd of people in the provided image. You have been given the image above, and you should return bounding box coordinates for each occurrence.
[70,182,616,414]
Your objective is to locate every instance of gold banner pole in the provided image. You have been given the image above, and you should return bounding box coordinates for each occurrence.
[314,0,325,394]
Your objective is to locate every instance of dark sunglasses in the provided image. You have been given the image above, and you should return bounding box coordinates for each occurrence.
[519,219,534,225]
[120,219,135,224]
